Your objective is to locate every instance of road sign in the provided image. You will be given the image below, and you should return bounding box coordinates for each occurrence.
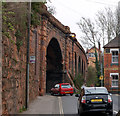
[99,75,103,80]
[30,56,35,63]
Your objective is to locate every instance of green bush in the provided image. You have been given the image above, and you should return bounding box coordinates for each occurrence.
[86,66,98,86]
[73,74,84,90]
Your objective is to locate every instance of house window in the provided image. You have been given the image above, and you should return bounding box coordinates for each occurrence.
[110,73,119,87]
[112,51,118,63]
[110,49,119,63]
[106,48,110,53]
[88,53,95,57]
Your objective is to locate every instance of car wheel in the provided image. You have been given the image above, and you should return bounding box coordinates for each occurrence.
[70,93,73,96]
[50,92,54,95]
[79,106,83,116]
[78,108,80,115]
[59,92,61,96]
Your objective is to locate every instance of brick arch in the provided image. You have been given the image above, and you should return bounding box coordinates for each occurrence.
[46,32,64,60]
[46,37,63,93]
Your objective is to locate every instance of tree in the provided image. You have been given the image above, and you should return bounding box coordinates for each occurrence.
[77,7,120,86]
[115,3,120,35]
[73,74,84,90]
[77,7,120,48]
[86,66,98,87]
[77,17,101,84]
[96,8,117,45]
[77,17,98,49]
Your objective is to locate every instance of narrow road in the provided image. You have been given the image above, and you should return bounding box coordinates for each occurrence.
[21,94,119,115]
[61,94,119,116]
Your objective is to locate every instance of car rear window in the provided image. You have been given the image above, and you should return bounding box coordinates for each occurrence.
[61,85,71,88]
[85,88,108,94]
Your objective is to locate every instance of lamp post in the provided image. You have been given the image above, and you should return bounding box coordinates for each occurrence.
[70,33,76,75]
[64,33,76,81]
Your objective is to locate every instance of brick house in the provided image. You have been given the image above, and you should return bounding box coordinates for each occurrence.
[86,46,101,68]
[103,35,120,93]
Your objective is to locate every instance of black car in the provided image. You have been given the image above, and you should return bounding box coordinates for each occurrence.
[75,87,113,116]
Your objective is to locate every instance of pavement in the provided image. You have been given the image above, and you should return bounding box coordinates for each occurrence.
[21,95,60,114]
[112,94,120,115]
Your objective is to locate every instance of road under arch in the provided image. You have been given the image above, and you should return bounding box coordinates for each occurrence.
[46,38,63,93]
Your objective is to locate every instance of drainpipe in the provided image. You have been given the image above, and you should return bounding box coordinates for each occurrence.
[26,1,31,109]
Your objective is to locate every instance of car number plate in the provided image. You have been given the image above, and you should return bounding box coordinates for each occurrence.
[65,92,69,93]
[91,99,102,102]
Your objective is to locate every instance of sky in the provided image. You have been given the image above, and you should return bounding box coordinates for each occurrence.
[47,0,120,50]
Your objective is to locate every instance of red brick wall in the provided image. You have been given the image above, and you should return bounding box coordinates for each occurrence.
[104,48,120,93]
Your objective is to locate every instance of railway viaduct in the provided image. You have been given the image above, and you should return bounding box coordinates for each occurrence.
[2,4,87,114]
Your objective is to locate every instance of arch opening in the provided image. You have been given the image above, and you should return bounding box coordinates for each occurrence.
[78,56,81,74]
[46,38,63,93]
[75,52,77,74]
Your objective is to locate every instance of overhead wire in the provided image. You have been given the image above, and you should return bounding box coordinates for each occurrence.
[84,0,117,6]
[50,0,118,18]
[47,0,118,40]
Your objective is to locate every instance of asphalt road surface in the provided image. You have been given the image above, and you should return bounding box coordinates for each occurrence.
[60,94,119,116]
[22,94,119,116]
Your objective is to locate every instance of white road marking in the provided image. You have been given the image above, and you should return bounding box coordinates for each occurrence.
[58,97,64,115]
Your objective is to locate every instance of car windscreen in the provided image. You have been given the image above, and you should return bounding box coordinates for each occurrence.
[85,88,108,94]
[61,85,71,88]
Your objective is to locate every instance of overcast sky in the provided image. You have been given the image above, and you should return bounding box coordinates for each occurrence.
[47,0,120,49]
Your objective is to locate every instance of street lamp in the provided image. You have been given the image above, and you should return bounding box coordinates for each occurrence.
[69,33,76,38]
[66,33,77,74]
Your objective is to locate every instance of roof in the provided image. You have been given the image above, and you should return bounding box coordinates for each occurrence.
[86,46,101,54]
[103,35,120,48]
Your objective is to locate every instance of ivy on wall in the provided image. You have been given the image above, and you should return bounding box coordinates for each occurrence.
[31,2,44,27]
[2,3,27,52]
[2,2,54,52]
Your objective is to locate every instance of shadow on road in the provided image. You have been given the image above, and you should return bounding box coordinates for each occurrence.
[62,112,115,116]
[76,112,115,116]
[80,112,109,116]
